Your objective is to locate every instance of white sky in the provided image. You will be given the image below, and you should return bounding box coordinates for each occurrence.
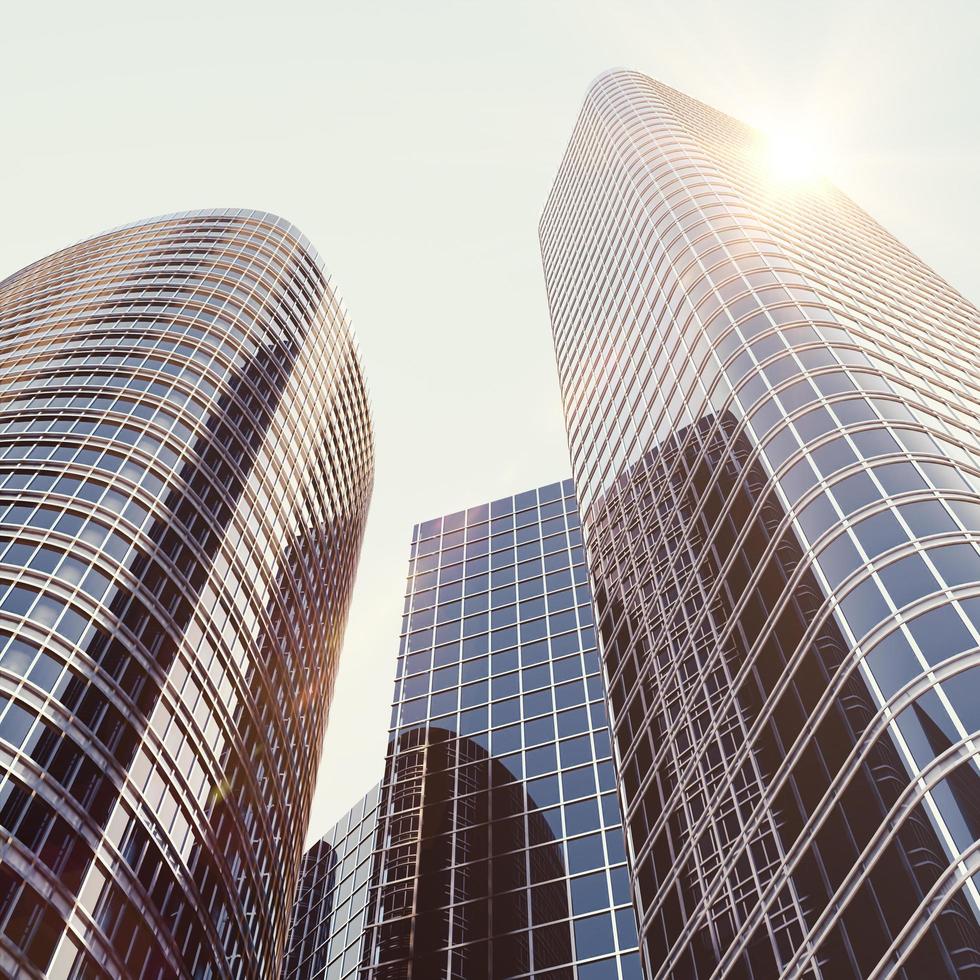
[1,0,977,845]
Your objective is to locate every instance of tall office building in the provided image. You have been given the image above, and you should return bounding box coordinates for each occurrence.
[540,70,980,977]
[0,210,373,979]
[281,787,381,980]
[284,482,642,979]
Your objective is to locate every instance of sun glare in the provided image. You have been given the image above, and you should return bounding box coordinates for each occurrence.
[758,125,830,186]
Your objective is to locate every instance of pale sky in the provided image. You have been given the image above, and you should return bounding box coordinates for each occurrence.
[1,0,977,844]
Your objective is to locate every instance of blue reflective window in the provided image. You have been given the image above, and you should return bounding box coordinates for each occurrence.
[516,524,539,546]
[402,674,428,699]
[458,706,487,735]
[563,765,597,800]
[900,500,956,536]
[491,673,519,699]
[556,680,587,709]
[896,690,959,768]
[400,698,427,725]
[517,541,542,562]
[0,702,33,747]
[615,907,639,950]
[610,865,632,904]
[463,635,489,659]
[560,735,593,767]
[431,665,458,692]
[492,698,520,726]
[409,607,434,630]
[571,871,609,914]
[527,774,561,808]
[490,626,517,651]
[491,650,518,675]
[522,640,549,666]
[565,799,601,835]
[523,689,553,717]
[491,585,516,608]
[832,471,879,515]
[436,601,461,623]
[931,544,980,588]
[27,653,60,692]
[463,613,488,637]
[522,665,550,691]
[839,579,889,638]
[852,510,906,558]
[549,610,578,634]
[490,549,513,571]
[525,744,557,777]
[493,725,522,755]
[596,758,616,789]
[461,656,488,682]
[460,680,488,708]
[553,633,581,658]
[867,630,922,698]
[434,621,460,644]
[879,554,939,608]
[820,534,863,587]
[567,833,605,873]
[942,667,980,732]
[558,707,590,738]
[521,596,545,622]
[931,772,979,852]
[430,690,457,717]
[811,438,857,478]
[521,618,548,643]
[600,793,621,826]
[554,656,584,682]
[524,716,556,747]
[907,606,974,667]
[604,830,627,864]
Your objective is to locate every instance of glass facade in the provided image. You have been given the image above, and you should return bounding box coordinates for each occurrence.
[0,210,373,979]
[540,69,980,977]
[286,482,641,979]
[281,786,381,980]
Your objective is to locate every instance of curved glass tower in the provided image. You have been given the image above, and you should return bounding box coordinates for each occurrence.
[0,210,373,979]
[541,70,980,977]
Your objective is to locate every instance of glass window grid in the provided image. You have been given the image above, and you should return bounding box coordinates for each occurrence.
[288,484,642,979]
[0,210,374,980]
[540,70,980,980]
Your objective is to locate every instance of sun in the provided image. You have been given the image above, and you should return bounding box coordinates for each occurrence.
[757,124,831,186]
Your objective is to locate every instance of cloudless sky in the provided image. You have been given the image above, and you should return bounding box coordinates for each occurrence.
[2,0,978,844]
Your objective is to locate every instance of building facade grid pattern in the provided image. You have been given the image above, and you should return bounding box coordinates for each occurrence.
[281,786,381,980]
[288,482,643,980]
[0,209,373,979]
[540,70,980,979]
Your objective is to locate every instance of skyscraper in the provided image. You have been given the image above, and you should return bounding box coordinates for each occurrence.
[284,481,642,980]
[0,210,373,979]
[281,787,381,980]
[540,70,980,977]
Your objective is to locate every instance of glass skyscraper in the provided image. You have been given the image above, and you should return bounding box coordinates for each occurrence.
[0,210,373,979]
[281,787,382,980]
[285,481,642,979]
[540,69,980,977]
